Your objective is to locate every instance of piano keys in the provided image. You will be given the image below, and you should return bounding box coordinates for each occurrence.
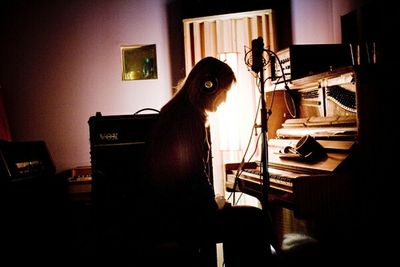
[233,167,299,193]
[227,138,356,218]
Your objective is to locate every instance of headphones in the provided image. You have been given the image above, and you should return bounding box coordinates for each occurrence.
[281,135,326,161]
[202,75,218,94]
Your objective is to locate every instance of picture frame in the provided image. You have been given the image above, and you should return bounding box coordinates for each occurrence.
[121,44,158,80]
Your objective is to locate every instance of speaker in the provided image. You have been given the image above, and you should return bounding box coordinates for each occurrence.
[88,112,159,211]
[88,111,159,259]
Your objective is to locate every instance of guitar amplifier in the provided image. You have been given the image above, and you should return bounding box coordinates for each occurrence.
[88,111,159,210]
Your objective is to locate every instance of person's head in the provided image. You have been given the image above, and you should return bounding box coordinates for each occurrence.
[183,57,236,112]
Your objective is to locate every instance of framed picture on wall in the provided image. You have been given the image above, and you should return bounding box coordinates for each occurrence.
[121,44,158,80]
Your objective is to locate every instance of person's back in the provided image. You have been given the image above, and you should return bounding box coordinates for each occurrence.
[142,57,273,266]
[143,57,231,239]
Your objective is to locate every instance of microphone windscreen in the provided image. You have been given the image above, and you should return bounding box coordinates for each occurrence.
[251,37,264,73]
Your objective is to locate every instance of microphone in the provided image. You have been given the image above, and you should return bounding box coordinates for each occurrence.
[251,37,264,73]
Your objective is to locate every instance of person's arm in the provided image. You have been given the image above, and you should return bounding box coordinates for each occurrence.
[215,194,231,210]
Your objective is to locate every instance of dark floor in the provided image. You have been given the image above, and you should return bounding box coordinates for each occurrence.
[2,185,362,266]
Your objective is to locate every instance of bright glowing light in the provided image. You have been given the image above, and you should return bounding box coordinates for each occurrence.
[214,53,242,151]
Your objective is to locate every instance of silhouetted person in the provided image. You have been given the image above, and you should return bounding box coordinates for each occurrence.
[142,57,273,267]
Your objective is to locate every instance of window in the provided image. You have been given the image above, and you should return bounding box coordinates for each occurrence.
[183,10,277,198]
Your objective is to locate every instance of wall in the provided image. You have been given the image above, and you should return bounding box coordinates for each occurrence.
[291,0,369,44]
[0,0,373,173]
[0,0,175,172]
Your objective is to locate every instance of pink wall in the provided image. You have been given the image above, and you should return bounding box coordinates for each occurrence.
[1,0,174,172]
[291,0,369,44]
[1,0,369,173]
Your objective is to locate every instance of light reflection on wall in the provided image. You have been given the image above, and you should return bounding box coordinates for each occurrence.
[211,52,258,162]
[211,53,262,209]
[214,53,241,151]
[209,52,260,208]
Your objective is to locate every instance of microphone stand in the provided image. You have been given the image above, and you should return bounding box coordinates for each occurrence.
[251,37,273,254]
[258,63,270,212]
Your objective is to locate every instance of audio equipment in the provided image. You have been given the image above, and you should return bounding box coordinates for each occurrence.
[281,134,326,161]
[88,111,159,258]
[251,37,264,73]
[202,75,218,94]
[88,112,159,210]
[1,140,68,262]
[273,44,353,81]
[0,140,55,183]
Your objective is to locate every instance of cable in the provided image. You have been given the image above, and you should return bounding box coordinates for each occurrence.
[229,95,263,205]
[245,44,297,118]
[133,108,160,115]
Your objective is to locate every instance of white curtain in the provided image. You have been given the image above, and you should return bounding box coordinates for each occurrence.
[183,10,277,196]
